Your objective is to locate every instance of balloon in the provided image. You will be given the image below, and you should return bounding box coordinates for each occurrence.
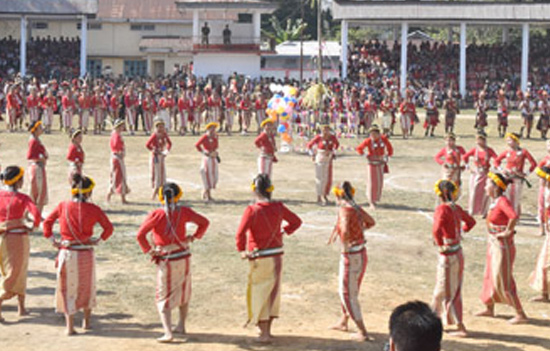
[277,106,285,114]
[280,116,289,121]
[283,122,289,129]
[288,102,295,108]
[268,102,273,109]
[288,87,297,96]
[278,124,286,133]
[282,132,292,143]
[281,112,288,117]
[284,97,290,102]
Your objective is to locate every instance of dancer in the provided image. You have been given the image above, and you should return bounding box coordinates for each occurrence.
[124,86,138,135]
[530,166,550,302]
[27,121,48,214]
[177,91,189,136]
[362,94,377,134]
[235,174,302,343]
[61,87,76,133]
[431,179,476,337]
[255,119,278,179]
[136,182,209,343]
[146,119,172,200]
[328,182,375,341]
[476,172,528,324]
[463,130,497,216]
[107,119,129,203]
[306,125,339,205]
[538,91,550,139]
[379,95,393,136]
[356,124,393,209]
[443,89,459,134]
[41,89,56,134]
[494,132,536,214]
[142,90,156,135]
[519,92,535,139]
[474,92,488,131]
[195,122,220,202]
[6,85,22,132]
[43,174,113,336]
[66,129,85,182]
[424,91,439,137]
[0,166,41,322]
[497,89,509,138]
[26,86,41,123]
[434,133,465,192]
[399,95,415,139]
[537,140,550,236]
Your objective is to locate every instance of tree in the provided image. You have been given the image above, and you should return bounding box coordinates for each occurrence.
[262,16,309,44]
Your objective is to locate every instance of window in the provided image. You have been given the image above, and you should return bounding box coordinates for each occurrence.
[87,59,102,78]
[77,23,102,30]
[32,22,48,30]
[131,24,155,31]
[124,60,147,77]
[238,14,253,23]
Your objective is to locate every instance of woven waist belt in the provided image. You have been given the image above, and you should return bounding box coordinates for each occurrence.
[249,247,284,259]
[62,244,94,251]
[159,249,190,261]
[438,243,461,254]
[343,243,366,254]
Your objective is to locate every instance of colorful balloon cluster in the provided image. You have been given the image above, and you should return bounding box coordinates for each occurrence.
[266,86,299,144]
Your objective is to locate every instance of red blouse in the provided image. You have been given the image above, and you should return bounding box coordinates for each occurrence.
[27,137,48,161]
[432,203,475,247]
[0,191,41,230]
[67,143,85,164]
[136,207,210,253]
[333,206,375,245]
[255,132,276,156]
[110,131,125,154]
[235,201,302,253]
[487,196,518,227]
[463,147,497,170]
[195,134,219,153]
[356,135,393,157]
[434,146,466,166]
[146,132,172,153]
[306,134,340,151]
[494,148,537,173]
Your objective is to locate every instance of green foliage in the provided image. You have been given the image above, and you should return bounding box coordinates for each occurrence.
[262,16,309,44]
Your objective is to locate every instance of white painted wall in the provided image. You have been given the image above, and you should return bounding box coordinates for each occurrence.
[194,53,260,79]
[261,68,340,80]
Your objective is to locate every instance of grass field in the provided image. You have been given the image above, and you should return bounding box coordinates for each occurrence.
[0,113,549,351]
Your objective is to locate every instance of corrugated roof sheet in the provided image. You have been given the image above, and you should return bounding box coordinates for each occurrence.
[0,0,97,15]
[98,0,191,20]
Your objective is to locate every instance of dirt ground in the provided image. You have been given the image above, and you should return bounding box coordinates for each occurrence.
[0,114,549,351]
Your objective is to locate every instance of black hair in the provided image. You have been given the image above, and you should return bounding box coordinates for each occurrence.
[542,166,550,175]
[162,182,181,203]
[341,181,355,201]
[253,174,272,200]
[437,180,456,203]
[491,172,511,196]
[0,166,23,185]
[71,173,93,200]
[389,301,442,351]
[28,120,41,133]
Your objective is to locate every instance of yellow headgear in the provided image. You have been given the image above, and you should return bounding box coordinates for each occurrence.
[434,179,459,199]
[205,122,219,131]
[30,120,42,134]
[3,167,24,186]
[505,132,520,145]
[332,185,356,198]
[71,177,96,195]
[535,167,550,182]
[251,181,274,193]
[487,172,507,191]
[158,184,183,204]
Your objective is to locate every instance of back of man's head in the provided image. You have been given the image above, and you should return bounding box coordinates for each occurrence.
[389,301,442,351]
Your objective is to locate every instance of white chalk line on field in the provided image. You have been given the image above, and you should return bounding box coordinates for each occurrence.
[385,175,433,193]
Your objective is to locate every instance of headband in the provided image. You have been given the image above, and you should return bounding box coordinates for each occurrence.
[3,167,24,186]
[71,177,96,195]
[30,121,42,134]
[205,122,219,131]
[71,128,82,140]
[260,119,274,128]
[535,167,550,182]
[434,179,459,199]
[332,185,356,198]
[158,185,183,204]
[506,132,520,144]
[251,181,274,193]
[487,172,507,191]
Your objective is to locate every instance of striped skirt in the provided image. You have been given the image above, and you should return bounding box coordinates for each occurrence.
[200,156,218,191]
[0,233,30,299]
[150,153,166,191]
[505,178,522,215]
[56,249,96,315]
[468,171,489,216]
[80,110,90,129]
[110,154,129,195]
[62,108,73,129]
[29,162,48,208]
[339,248,367,323]
[258,155,274,180]
[28,107,40,123]
[43,107,54,127]
[246,255,282,325]
[537,180,549,224]
[480,234,523,310]
[315,151,333,197]
[366,162,384,204]
[156,255,191,312]
[433,250,464,325]
[529,234,550,294]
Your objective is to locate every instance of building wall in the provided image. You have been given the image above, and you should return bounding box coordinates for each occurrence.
[194,53,261,79]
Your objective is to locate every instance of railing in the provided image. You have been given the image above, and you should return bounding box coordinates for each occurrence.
[192,35,262,52]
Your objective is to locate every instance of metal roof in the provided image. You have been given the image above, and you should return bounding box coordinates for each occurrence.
[98,0,191,21]
[176,0,278,11]
[0,0,97,16]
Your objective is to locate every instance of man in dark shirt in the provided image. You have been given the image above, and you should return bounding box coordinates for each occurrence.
[202,22,210,46]
[223,25,231,45]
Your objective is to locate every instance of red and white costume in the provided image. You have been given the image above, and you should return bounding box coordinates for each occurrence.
[480,196,524,312]
[146,132,172,193]
[332,205,375,325]
[41,95,56,128]
[463,146,497,216]
[255,131,277,179]
[78,94,92,130]
[177,96,189,130]
[208,96,222,124]
[142,97,156,133]
[158,96,175,130]
[306,134,340,197]
[379,100,393,130]
[224,95,236,131]
[27,135,48,210]
[537,155,550,224]
[124,92,138,131]
[43,201,113,315]
[136,206,209,312]
[6,91,21,127]
[0,190,41,300]
[26,94,41,123]
[356,135,393,204]
[530,206,550,295]
[90,93,105,131]
[109,131,129,195]
[434,146,466,188]
[363,100,377,130]
[67,142,85,182]
[432,203,475,326]
[399,100,415,132]
[424,99,439,128]
[235,201,302,324]
[494,147,537,214]
[62,94,76,129]
[255,99,267,128]
[195,133,219,191]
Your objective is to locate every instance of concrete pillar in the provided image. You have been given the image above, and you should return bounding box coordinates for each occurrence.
[80,16,88,78]
[459,22,467,98]
[400,22,408,97]
[192,9,199,43]
[521,23,529,92]
[341,20,348,80]
[253,11,261,43]
[20,16,27,76]
[502,26,510,44]
[447,25,453,42]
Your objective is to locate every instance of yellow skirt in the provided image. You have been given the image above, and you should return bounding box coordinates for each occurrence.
[0,233,30,299]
